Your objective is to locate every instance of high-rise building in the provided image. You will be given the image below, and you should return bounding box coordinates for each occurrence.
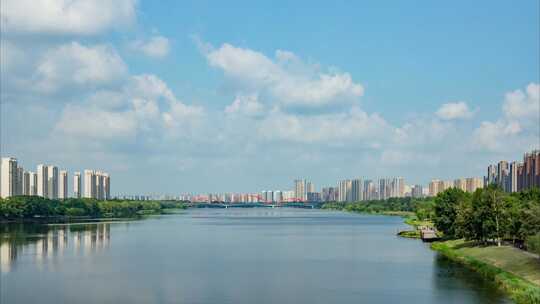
[453,178,467,192]
[465,177,483,193]
[103,173,110,200]
[37,164,48,197]
[428,179,445,196]
[274,190,283,203]
[391,177,405,198]
[15,166,23,196]
[306,182,315,194]
[73,172,81,198]
[294,179,306,202]
[1,157,18,198]
[96,171,105,200]
[338,179,352,202]
[84,170,96,199]
[83,170,110,200]
[22,171,31,195]
[307,192,321,202]
[497,161,509,192]
[519,150,540,191]
[47,165,58,199]
[59,170,68,199]
[485,150,539,193]
[351,179,363,202]
[509,162,519,192]
[378,179,388,200]
[29,172,37,195]
[411,185,423,198]
[363,180,377,200]
[486,164,497,186]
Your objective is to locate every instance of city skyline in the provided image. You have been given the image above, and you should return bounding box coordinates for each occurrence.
[0,156,110,200]
[1,1,539,194]
[2,149,538,200]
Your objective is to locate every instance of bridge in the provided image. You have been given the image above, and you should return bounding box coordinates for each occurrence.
[189,202,323,209]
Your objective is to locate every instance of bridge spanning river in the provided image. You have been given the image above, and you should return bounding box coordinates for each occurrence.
[189,202,323,209]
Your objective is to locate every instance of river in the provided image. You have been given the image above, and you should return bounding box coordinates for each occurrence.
[0,208,510,303]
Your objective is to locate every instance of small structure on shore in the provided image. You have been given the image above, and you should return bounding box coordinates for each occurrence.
[420,226,440,242]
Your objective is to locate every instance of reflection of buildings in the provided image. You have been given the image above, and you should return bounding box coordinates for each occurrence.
[1,223,111,273]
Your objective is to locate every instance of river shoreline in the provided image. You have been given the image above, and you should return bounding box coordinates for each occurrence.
[431,240,540,304]
[335,208,540,304]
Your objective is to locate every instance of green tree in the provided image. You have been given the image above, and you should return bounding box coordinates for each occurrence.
[526,234,540,256]
[474,185,510,246]
[434,188,469,238]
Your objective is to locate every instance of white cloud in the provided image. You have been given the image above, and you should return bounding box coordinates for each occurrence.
[225,93,265,117]
[131,36,170,58]
[1,0,137,35]
[502,82,539,121]
[436,101,474,120]
[204,43,364,109]
[472,83,539,152]
[34,42,128,92]
[257,107,389,144]
[55,74,205,141]
[472,120,522,152]
[55,104,137,140]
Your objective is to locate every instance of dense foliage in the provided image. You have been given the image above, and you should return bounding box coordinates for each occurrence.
[0,196,188,220]
[433,186,540,247]
[527,234,540,256]
[322,186,540,249]
[322,197,435,219]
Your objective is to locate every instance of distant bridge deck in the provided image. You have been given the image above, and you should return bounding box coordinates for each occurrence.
[189,202,323,209]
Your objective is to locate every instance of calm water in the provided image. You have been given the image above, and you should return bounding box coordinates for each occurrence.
[0,208,510,304]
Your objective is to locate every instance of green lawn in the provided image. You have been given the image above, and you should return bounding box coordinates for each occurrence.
[433,240,540,303]
[448,240,540,286]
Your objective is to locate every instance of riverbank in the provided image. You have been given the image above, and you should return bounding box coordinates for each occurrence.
[432,240,540,304]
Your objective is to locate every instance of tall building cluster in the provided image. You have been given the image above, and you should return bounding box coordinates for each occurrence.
[428,177,483,196]
[83,170,110,200]
[0,156,110,200]
[333,177,404,202]
[485,150,540,192]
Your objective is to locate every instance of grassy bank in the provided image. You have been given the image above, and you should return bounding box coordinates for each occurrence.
[396,216,435,239]
[432,240,540,304]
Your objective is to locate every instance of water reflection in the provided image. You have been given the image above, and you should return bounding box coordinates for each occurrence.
[0,222,111,273]
[433,254,510,304]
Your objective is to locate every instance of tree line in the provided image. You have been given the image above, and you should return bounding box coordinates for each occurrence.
[322,186,540,254]
[0,196,188,220]
[433,185,540,252]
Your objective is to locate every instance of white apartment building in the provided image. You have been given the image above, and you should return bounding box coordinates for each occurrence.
[59,170,68,199]
[47,165,58,199]
[37,164,48,197]
[29,172,37,196]
[1,157,18,198]
[74,172,81,198]
[84,170,96,198]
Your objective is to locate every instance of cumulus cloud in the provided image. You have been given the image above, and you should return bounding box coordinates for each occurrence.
[55,104,138,140]
[472,83,539,152]
[54,74,205,142]
[33,42,128,93]
[436,101,474,120]
[1,0,137,35]
[225,94,265,117]
[502,82,539,121]
[131,36,170,58]
[472,120,522,152]
[204,43,364,109]
[257,107,389,144]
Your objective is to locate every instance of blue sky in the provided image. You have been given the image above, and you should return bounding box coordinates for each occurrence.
[1,0,539,194]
